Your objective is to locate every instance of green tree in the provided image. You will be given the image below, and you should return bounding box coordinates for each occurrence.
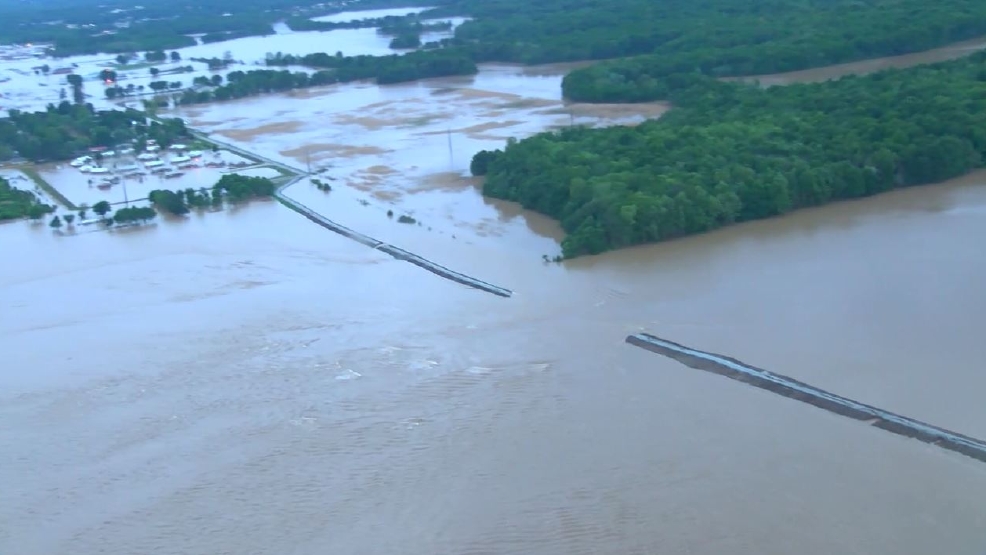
[93,200,111,217]
[49,215,62,229]
[63,213,75,225]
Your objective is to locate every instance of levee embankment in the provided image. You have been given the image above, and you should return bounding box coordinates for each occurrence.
[626,333,986,464]
[274,179,513,298]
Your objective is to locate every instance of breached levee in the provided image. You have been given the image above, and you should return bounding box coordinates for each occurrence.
[626,333,986,464]
[274,179,513,298]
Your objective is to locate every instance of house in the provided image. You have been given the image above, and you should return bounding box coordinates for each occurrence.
[52,67,73,75]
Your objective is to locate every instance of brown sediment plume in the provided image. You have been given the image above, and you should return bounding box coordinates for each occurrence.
[416,120,525,138]
[363,165,398,175]
[453,88,523,100]
[218,121,305,140]
[279,143,391,161]
[408,172,478,193]
[546,102,672,119]
[626,333,986,464]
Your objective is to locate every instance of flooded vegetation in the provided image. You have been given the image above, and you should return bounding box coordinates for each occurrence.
[3,1,986,554]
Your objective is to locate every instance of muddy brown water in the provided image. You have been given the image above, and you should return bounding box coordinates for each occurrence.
[729,37,986,86]
[3,36,986,555]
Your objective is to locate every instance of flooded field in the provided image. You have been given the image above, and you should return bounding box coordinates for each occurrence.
[3,19,986,555]
[38,150,260,208]
[178,62,668,256]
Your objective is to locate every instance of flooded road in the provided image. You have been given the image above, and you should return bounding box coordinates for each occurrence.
[3,25,986,555]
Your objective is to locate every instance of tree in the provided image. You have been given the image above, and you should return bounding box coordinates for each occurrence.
[49,215,62,229]
[115,54,130,65]
[149,67,160,77]
[63,213,75,225]
[27,204,49,220]
[41,64,50,74]
[170,51,181,62]
[78,208,87,220]
[66,73,84,104]
[93,200,111,218]
[210,74,223,86]
[99,69,117,83]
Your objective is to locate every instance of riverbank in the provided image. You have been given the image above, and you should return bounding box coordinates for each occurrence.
[477,47,986,257]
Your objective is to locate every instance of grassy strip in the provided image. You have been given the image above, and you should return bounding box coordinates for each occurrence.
[17,165,77,210]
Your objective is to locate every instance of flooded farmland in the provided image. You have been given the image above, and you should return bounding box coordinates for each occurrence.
[3,19,986,555]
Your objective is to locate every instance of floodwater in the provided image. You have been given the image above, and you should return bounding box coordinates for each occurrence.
[39,150,257,208]
[3,25,986,555]
[732,36,986,86]
[176,62,668,255]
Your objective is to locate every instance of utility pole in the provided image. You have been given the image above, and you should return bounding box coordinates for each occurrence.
[122,177,129,207]
[446,128,453,165]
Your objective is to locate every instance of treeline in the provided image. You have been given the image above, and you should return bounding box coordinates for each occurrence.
[0,103,189,162]
[264,49,477,83]
[560,0,986,102]
[0,178,54,221]
[149,174,276,215]
[261,0,986,100]
[172,50,475,105]
[474,53,986,257]
[285,12,447,33]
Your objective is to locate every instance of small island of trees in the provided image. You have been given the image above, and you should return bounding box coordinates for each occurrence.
[149,174,277,215]
[0,177,55,221]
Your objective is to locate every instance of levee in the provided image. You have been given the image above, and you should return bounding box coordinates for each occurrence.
[626,332,986,464]
[274,180,513,298]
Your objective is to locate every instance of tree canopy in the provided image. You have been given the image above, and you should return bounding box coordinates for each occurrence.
[0,103,189,162]
[475,53,986,257]
[0,177,54,221]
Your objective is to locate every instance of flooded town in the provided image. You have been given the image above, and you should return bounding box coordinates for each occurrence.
[2,3,986,555]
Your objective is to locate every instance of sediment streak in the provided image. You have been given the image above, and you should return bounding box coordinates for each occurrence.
[626,333,986,464]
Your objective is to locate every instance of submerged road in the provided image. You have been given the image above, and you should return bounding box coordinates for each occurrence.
[185,127,514,298]
[273,176,513,298]
[626,333,986,464]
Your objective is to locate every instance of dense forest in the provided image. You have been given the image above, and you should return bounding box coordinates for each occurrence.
[474,53,986,257]
[0,103,190,162]
[262,0,986,104]
[0,177,53,221]
[559,0,986,102]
